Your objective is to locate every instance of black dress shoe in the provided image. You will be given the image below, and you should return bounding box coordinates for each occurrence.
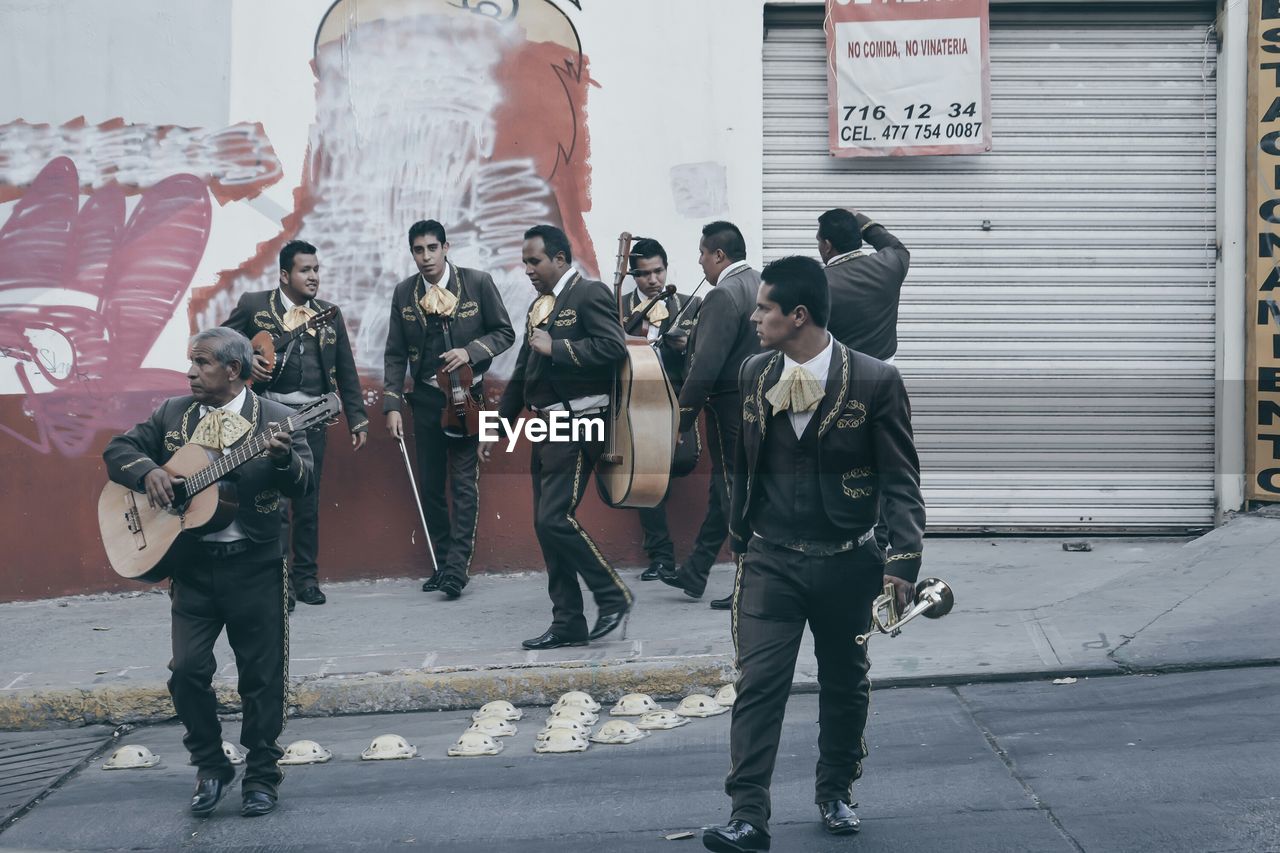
[659,568,703,600]
[521,630,589,650]
[190,778,227,817]
[709,595,733,610]
[818,800,861,834]
[438,576,464,599]
[240,791,277,818]
[701,819,770,852]
[422,574,442,592]
[641,561,673,581]
[588,606,630,641]
[296,586,326,606]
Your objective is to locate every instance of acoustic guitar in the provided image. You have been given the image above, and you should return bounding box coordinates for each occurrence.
[98,393,340,582]
[251,306,338,386]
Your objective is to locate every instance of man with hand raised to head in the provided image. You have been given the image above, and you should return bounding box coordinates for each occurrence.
[497,224,632,650]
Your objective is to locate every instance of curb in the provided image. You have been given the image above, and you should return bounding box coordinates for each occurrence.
[0,658,737,731]
[4,656,1277,731]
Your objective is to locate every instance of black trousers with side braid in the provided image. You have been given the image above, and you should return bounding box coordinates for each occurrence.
[168,539,287,796]
[725,536,883,832]
[529,415,632,639]
[680,392,739,596]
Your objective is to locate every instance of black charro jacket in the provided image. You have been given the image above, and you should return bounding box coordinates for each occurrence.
[730,339,926,581]
[222,289,368,433]
[498,272,626,419]
[103,390,314,553]
[382,264,515,413]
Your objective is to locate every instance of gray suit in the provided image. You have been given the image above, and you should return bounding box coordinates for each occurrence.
[824,213,910,361]
[675,264,763,595]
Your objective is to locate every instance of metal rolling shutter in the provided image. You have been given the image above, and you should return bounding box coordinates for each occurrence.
[763,3,1218,531]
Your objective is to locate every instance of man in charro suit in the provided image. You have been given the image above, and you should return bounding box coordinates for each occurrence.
[497,224,632,650]
[818,208,911,555]
[621,237,701,583]
[660,221,762,608]
[383,219,515,599]
[818,207,910,363]
[699,256,924,852]
[103,328,313,819]
[222,240,367,608]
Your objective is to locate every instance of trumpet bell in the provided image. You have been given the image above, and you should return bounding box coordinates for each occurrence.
[916,578,954,619]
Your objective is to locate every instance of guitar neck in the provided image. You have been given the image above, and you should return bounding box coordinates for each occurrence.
[176,407,318,500]
[272,324,310,351]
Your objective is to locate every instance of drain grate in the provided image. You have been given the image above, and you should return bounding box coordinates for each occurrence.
[0,727,116,829]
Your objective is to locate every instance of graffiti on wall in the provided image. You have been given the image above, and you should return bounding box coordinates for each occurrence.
[192,0,597,378]
[0,0,594,456]
[0,119,282,205]
[0,157,219,455]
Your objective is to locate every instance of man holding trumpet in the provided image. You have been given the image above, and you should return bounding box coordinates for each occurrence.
[700,256,925,852]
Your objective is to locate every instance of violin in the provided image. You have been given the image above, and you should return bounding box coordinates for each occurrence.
[436,316,482,438]
[624,285,677,337]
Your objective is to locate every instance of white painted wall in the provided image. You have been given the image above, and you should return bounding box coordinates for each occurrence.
[0,0,232,127]
[578,0,765,288]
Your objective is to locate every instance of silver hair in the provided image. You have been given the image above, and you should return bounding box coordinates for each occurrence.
[189,327,254,380]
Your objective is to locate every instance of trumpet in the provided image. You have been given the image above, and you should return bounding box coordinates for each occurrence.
[855,577,954,646]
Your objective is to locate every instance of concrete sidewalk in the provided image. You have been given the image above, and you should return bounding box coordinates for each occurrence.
[3,514,1278,729]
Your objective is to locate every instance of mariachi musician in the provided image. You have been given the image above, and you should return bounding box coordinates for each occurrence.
[661,221,763,608]
[621,237,701,582]
[221,239,367,609]
[383,219,514,599]
[497,224,632,650]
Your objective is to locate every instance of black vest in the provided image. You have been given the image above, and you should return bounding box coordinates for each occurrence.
[276,335,325,396]
[752,410,846,544]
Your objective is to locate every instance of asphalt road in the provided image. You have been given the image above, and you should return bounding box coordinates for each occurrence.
[1,667,1276,852]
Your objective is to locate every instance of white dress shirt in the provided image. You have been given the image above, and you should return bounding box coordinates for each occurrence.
[824,248,870,267]
[200,387,249,542]
[780,333,833,437]
[716,259,750,283]
[421,265,485,390]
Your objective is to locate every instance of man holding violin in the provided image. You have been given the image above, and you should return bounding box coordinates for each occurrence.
[222,239,368,608]
[383,219,515,599]
[622,238,700,582]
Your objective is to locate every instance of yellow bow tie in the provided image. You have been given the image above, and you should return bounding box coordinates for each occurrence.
[190,408,253,451]
[643,299,669,324]
[419,283,459,317]
[765,365,825,414]
[528,294,556,337]
[282,304,316,336]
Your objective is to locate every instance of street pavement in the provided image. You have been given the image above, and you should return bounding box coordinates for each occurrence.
[0,667,1276,852]
[0,512,1278,850]
[3,512,1278,730]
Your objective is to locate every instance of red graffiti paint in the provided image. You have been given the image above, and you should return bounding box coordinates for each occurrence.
[0,157,211,456]
[0,118,282,206]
